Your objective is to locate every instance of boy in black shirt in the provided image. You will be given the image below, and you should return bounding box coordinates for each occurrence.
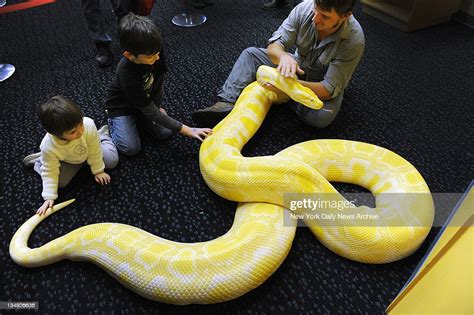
[106,13,212,155]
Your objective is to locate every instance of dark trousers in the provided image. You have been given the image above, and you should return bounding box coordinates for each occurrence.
[81,0,138,43]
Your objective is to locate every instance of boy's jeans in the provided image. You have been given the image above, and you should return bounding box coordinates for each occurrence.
[108,115,173,156]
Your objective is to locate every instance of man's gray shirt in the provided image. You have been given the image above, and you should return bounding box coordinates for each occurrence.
[268,0,365,98]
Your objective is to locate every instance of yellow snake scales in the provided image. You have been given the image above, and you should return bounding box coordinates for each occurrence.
[10,65,434,304]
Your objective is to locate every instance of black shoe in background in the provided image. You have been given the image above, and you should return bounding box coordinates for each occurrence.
[191,0,206,9]
[262,0,289,10]
[95,42,113,68]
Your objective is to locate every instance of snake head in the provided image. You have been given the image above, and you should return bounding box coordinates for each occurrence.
[298,94,324,110]
[308,98,324,110]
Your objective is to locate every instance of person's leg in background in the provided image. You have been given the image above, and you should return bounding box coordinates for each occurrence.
[111,0,132,18]
[81,0,113,67]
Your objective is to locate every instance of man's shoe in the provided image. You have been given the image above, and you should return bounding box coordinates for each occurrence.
[191,0,205,9]
[262,0,289,10]
[95,42,113,68]
[23,152,41,167]
[192,101,234,127]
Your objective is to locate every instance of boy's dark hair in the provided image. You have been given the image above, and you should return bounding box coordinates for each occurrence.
[38,96,84,137]
[118,13,162,56]
[315,0,357,15]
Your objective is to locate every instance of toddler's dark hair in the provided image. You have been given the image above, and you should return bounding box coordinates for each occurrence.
[38,96,83,137]
[118,13,162,56]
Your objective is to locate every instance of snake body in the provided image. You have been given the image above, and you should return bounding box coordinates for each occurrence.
[10,65,434,304]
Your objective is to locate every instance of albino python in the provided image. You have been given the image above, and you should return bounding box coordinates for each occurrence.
[10,65,434,304]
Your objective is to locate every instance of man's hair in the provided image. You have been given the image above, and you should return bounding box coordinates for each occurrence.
[118,13,162,56]
[314,0,357,15]
[38,96,83,137]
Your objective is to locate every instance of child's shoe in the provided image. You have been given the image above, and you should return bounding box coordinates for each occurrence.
[22,152,41,167]
[98,125,110,137]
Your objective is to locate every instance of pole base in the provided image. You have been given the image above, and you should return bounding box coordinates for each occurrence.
[172,13,207,27]
[0,64,15,82]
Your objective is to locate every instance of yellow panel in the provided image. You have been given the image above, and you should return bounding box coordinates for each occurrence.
[388,228,473,314]
[388,184,474,314]
[421,189,474,271]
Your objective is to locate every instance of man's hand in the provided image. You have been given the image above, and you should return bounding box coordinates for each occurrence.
[277,53,305,78]
[159,107,167,115]
[95,172,111,185]
[180,125,213,142]
[37,199,54,216]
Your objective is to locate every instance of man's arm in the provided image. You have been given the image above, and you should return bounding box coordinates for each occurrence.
[318,43,365,100]
[294,41,364,101]
[299,80,332,100]
[266,42,287,65]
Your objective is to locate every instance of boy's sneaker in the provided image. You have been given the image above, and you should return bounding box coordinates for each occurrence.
[98,125,110,137]
[192,101,234,127]
[23,152,41,167]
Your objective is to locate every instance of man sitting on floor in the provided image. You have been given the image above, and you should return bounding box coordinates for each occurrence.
[192,0,365,128]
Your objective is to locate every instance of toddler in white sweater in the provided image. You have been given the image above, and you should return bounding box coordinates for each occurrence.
[23,96,119,215]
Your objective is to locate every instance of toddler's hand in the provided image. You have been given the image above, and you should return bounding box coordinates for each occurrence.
[95,172,111,185]
[37,199,54,216]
